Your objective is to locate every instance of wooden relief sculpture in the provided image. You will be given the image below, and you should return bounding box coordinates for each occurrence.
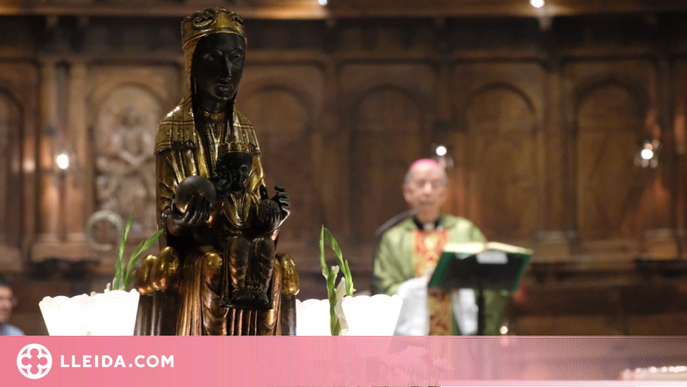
[134,8,299,336]
[96,104,157,234]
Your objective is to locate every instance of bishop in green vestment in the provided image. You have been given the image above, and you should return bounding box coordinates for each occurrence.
[372,159,508,335]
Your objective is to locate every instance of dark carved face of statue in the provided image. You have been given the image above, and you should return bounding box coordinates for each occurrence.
[214,152,253,194]
[192,33,246,113]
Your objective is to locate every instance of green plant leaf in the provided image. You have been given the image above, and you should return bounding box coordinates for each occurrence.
[123,229,163,289]
[319,225,357,335]
[113,212,134,290]
[319,226,327,277]
[323,226,354,297]
[327,265,341,336]
[124,239,145,281]
[320,226,337,335]
[344,259,354,296]
[324,228,344,267]
[125,269,137,290]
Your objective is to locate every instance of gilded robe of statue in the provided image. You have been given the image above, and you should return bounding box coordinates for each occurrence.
[135,8,299,336]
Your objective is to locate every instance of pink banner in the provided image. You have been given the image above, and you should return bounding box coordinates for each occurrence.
[2,337,687,386]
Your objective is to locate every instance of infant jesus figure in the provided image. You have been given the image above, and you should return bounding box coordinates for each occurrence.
[212,143,287,310]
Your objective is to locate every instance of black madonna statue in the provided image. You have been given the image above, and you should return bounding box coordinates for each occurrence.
[134,8,299,336]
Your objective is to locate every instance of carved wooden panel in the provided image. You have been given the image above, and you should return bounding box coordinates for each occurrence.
[340,64,434,241]
[94,85,161,236]
[351,86,425,239]
[239,65,324,243]
[240,88,317,240]
[0,62,37,270]
[575,83,646,241]
[89,66,179,238]
[452,63,544,245]
[0,91,22,247]
[464,86,538,242]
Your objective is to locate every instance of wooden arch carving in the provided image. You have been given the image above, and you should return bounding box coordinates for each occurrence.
[463,83,539,242]
[350,84,426,239]
[572,78,649,242]
[239,82,320,239]
[91,80,167,119]
[464,81,539,120]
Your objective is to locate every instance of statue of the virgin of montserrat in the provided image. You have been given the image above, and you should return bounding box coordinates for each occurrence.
[134,7,299,336]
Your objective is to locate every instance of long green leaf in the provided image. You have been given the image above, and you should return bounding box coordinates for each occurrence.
[319,225,357,335]
[327,266,340,336]
[319,226,327,277]
[113,212,134,290]
[124,269,137,290]
[124,239,146,280]
[324,228,344,268]
[129,229,163,270]
[344,260,354,296]
[123,229,163,289]
[324,227,354,297]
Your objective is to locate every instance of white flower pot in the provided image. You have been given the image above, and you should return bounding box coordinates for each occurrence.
[295,298,332,336]
[296,294,402,336]
[39,289,140,336]
[341,294,403,336]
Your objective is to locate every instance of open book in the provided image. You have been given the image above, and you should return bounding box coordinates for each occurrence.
[443,241,533,256]
[428,241,532,291]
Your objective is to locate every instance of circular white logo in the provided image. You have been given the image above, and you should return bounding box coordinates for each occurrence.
[16,344,52,380]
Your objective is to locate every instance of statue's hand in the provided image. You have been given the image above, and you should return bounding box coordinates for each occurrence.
[271,186,291,222]
[168,194,211,236]
[259,185,269,200]
[258,199,282,231]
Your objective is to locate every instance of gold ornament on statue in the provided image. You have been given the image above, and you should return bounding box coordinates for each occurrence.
[218,141,257,157]
[182,8,246,48]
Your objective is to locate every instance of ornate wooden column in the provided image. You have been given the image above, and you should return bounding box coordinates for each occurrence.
[33,60,92,260]
[320,20,350,234]
[536,26,572,260]
[65,61,89,243]
[645,47,680,258]
[434,18,465,218]
[35,59,60,246]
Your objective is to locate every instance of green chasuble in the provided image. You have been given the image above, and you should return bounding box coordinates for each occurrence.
[373,214,508,335]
